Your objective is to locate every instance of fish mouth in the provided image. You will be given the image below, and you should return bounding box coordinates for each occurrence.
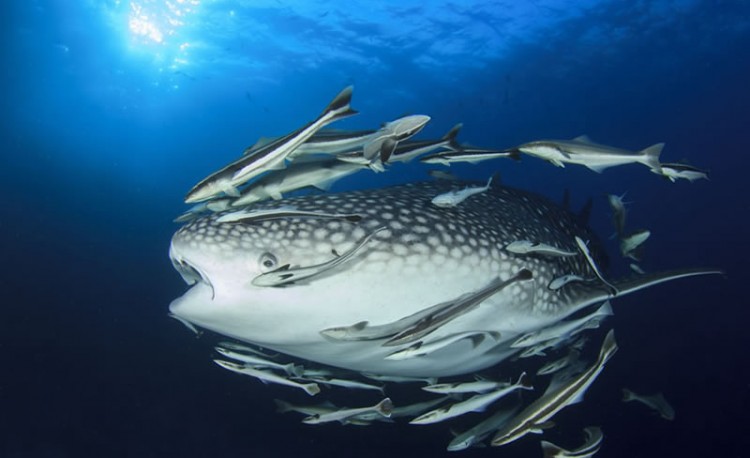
[169,242,216,298]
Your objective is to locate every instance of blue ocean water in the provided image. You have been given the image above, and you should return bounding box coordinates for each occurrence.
[2,1,748,457]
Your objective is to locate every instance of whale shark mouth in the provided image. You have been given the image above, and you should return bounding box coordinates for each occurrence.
[169,242,215,298]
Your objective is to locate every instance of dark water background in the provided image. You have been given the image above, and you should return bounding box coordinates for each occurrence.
[2,1,748,457]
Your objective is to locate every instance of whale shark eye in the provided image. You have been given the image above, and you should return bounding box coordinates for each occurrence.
[259,252,278,271]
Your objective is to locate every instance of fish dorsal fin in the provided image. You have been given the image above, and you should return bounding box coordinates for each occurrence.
[443,123,463,149]
[573,135,594,143]
[541,440,566,458]
[584,163,608,173]
[469,334,486,348]
[351,320,369,331]
[530,421,555,434]
[569,391,586,405]
[380,138,397,163]
[243,136,278,155]
[545,366,582,394]
[640,142,665,157]
[311,177,338,192]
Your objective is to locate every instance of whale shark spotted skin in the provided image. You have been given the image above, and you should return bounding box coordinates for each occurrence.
[169,181,720,377]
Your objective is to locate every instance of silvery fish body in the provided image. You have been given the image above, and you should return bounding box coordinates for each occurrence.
[168,181,714,377]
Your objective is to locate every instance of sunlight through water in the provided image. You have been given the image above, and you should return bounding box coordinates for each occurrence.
[124,0,200,87]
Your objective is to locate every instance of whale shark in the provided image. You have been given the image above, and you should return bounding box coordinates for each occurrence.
[169,181,720,378]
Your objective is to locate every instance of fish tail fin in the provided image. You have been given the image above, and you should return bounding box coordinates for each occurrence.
[274,399,293,413]
[442,123,463,150]
[375,397,394,417]
[598,300,614,316]
[506,148,522,161]
[541,441,567,458]
[286,363,305,378]
[599,329,618,363]
[622,388,635,402]
[640,142,665,171]
[516,371,533,389]
[303,383,321,396]
[324,85,358,119]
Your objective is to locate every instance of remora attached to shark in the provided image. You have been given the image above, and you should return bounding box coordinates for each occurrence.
[169,180,720,377]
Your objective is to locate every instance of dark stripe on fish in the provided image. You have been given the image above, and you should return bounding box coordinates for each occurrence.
[383,269,533,347]
[251,227,384,287]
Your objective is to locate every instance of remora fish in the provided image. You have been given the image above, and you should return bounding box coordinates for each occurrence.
[321,269,532,345]
[537,350,580,376]
[351,396,454,422]
[169,181,722,377]
[302,398,393,424]
[505,240,578,257]
[512,136,663,173]
[622,388,675,420]
[431,176,494,208]
[382,269,532,347]
[446,402,522,451]
[540,426,603,458]
[335,115,433,168]
[491,330,618,446]
[214,346,303,377]
[607,193,628,237]
[362,115,431,162]
[410,373,532,425]
[184,86,357,203]
[420,147,520,165]
[389,123,463,163]
[289,128,377,157]
[511,301,613,348]
[575,236,618,295]
[620,229,650,261]
[363,373,438,385]
[548,274,587,291]
[302,376,384,393]
[385,331,502,361]
[651,162,709,182]
[423,376,510,395]
[216,341,278,359]
[517,335,577,359]
[629,263,646,275]
[213,359,320,396]
[274,399,337,416]
[230,158,367,206]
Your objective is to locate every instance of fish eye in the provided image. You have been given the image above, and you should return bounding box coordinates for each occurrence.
[258,252,278,271]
